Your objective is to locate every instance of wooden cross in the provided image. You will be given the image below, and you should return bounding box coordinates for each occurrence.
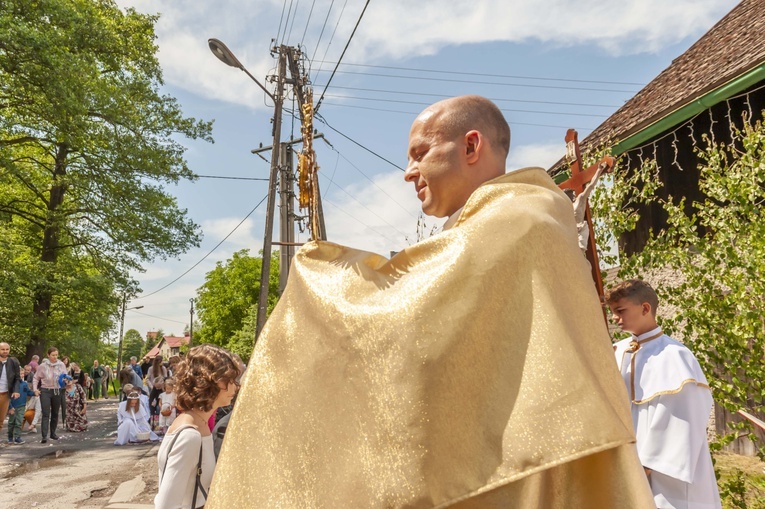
[557,129,614,310]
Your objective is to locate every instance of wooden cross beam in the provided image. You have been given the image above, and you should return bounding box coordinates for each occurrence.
[557,129,614,311]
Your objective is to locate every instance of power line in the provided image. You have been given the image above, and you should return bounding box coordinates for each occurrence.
[136,193,269,300]
[309,0,335,65]
[313,61,646,87]
[313,0,371,116]
[318,133,417,219]
[312,0,348,83]
[322,198,401,245]
[318,102,595,130]
[129,309,187,326]
[319,169,411,239]
[276,0,289,45]
[279,0,296,45]
[300,0,318,46]
[315,112,404,171]
[323,93,610,117]
[323,84,621,108]
[286,0,302,44]
[316,70,639,93]
[196,175,270,181]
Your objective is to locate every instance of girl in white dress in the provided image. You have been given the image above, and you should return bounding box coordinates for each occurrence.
[114,391,158,445]
[157,378,177,434]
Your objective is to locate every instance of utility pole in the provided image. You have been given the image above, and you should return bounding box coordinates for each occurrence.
[209,40,327,344]
[117,295,126,373]
[254,46,287,340]
[188,298,194,348]
[278,144,295,293]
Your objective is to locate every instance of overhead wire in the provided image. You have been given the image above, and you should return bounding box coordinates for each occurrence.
[318,133,417,219]
[279,0,296,45]
[309,0,335,66]
[275,0,289,45]
[321,198,402,245]
[313,61,646,87]
[129,309,187,326]
[313,0,370,115]
[315,112,404,171]
[315,70,639,93]
[323,84,621,108]
[320,169,412,239]
[318,103,595,130]
[286,0,302,44]
[300,0,318,46]
[312,0,348,83]
[322,93,610,117]
[196,175,270,181]
[136,193,269,300]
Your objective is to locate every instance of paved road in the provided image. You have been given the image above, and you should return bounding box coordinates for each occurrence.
[1,398,158,508]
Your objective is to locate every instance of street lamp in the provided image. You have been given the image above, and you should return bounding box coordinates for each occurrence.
[208,38,275,101]
[208,37,286,343]
[117,295,144,372]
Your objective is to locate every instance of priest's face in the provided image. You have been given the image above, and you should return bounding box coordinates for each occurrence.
[608,298,653,335]
[405,107,471,218]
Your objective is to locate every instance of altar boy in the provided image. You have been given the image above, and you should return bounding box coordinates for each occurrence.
[607,279,721,509]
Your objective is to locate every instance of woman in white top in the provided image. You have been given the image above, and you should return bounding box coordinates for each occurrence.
[155,344,240,509]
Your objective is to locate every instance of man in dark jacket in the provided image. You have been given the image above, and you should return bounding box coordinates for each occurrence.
[0,342,22,426]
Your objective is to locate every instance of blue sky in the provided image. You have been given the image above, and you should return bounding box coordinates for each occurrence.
[113,0,738,338]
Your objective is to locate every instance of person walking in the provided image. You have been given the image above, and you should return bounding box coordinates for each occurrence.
[0,342,22,430]
[90,360,104,401]
[33,347,68,443]
[6,364,33,444]
[146,356,167,430]
[22,368,41,434]
[103,364,113,399]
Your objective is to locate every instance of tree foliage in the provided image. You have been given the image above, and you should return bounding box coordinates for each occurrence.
[0,0,211,359]
[590,113,765,458]
[195,250,279,362]
[121,328,145,363]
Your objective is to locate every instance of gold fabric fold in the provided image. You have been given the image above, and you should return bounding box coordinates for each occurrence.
[207,167,654,508]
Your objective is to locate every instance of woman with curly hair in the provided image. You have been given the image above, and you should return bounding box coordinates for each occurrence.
[154,344,240,509]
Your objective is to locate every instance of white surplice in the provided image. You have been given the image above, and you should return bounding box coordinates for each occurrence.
[614,327,721,509]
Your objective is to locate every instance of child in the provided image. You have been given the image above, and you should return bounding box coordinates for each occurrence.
[7,377,35,444]
[21,365,40,433]
[157,378,177,434]
[606,279,721,509]
[115,390,158,445]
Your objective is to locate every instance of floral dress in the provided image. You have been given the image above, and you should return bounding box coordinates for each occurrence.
[65,383,88,432]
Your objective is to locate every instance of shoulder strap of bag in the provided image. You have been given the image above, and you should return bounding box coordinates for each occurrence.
[159,425,197,481]
[191,438,208,509]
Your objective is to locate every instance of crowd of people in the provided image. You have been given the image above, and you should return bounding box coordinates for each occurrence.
[1,346,113,444]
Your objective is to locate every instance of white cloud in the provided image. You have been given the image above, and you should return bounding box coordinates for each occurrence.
[507,142,564,171]
[115,0,737,109]
[200,216,260,252]
[321,170,426,255]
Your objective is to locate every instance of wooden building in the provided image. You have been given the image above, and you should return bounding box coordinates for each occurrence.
[550,0,765,455]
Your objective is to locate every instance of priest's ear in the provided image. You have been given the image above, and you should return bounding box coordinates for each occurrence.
[464,130,483,164]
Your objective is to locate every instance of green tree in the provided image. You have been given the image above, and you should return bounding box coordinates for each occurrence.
[121,328,144,363]
[195,250,279,357]
[590,114,765,459]
[0,0,211,359]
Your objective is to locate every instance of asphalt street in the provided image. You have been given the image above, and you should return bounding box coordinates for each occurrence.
[0,397,158,508]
